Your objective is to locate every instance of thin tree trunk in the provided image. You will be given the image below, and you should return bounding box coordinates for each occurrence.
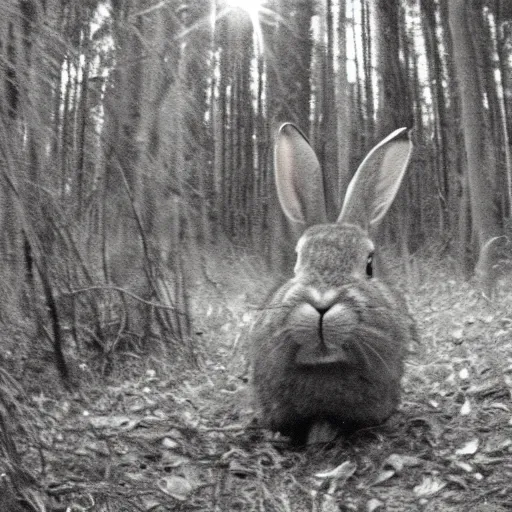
[361,0,374,140]
[336,0,350,202]
[420,0,449,234]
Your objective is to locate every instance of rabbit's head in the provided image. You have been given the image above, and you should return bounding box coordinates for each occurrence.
[251,123,415,445]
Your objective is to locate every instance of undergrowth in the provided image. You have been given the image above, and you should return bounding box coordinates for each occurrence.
[1,248,512,511]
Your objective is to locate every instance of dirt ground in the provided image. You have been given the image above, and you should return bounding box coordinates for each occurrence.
[2,252,512,511]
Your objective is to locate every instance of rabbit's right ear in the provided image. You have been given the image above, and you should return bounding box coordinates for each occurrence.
[274,123,328,225]
[337,128,413,230]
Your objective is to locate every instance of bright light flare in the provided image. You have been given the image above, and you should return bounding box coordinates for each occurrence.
[225,0,263,17]
[221,0,266,56]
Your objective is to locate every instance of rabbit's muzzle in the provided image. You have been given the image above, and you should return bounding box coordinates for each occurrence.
[286,301,360,366]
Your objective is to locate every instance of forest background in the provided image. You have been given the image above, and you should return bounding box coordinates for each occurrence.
[1,0,512,510]
[1,0,511,367]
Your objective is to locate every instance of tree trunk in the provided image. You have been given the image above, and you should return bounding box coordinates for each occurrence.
[448,0,502,276]
[264,0,314,272]
[420,0,450,235]
[336,0,350,203]
[361,0,374,140]
[439,0,464,248]
[374,0,411,138]
[374,0,412,258]
[316,0,338,219]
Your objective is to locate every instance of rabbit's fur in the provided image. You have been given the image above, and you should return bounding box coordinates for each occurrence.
[251,124,416,445]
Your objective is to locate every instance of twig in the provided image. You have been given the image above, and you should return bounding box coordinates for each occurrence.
[63,285,187,315]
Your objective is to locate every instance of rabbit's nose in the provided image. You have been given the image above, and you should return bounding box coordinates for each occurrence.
[312,302,338,317]
[305,288,338,313]
[314,306,331,317]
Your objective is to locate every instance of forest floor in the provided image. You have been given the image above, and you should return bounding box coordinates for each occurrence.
[2,247,512,512]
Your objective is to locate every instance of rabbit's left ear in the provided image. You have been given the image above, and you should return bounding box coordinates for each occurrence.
[337,128,413,230]
[274,123,328,225]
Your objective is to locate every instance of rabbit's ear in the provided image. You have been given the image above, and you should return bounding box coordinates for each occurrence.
[337,128,412,230]
[274,123,328,225]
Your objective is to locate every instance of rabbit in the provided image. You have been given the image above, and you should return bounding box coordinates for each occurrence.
[251,123,416,445]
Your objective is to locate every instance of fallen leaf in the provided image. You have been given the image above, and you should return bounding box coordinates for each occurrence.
[452,328,464,341]
[383,453,423,473]
[119,453,139,466]
[160,452,190,467]
[162,437,180,449]
[455,438,479,456]
[367,498,384,512]
[88,415,137,430]
[413,476,446,497]
[372,469,395,486]
[158,475,194,501]
[459,399,471,416]
[459,368,469,379]
[315,460,357,482]
[125,472,146,483]
[488,402,509,411]
[452,460,473,472]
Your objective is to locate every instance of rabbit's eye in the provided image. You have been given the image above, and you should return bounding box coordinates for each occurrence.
[366,253,374,278]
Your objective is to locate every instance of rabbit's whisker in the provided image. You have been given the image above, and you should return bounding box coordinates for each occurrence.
[357,336,393,375]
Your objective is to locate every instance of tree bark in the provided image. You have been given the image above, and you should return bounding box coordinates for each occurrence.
[373,0,412,256]
[420,0,450,234]
[336,0,350,209]
[264,0,314,271]
[448,0,502,274]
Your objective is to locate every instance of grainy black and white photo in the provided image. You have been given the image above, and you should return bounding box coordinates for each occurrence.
[1,0,511,510]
